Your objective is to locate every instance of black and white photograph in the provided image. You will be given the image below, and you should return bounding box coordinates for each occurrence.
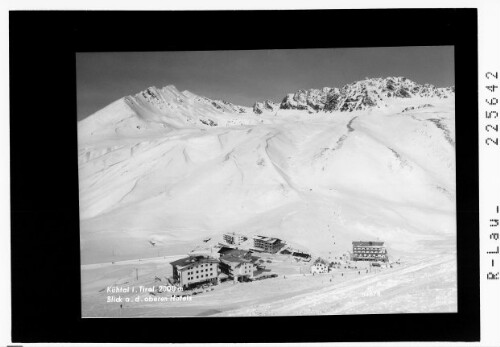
[77,47,457,317]
[7,6,491,345]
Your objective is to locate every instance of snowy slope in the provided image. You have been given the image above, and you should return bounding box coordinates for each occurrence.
[78,78,455,265]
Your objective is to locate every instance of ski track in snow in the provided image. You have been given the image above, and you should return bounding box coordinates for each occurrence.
[215,254,456,316]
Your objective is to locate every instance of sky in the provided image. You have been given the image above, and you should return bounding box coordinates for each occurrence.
[76,46,454,120]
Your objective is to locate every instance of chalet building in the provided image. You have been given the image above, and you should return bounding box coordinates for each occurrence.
[218,248,256,282]
[223,232,247,245]
[351,241,388,262]
[310,258,329,273]
[170,255,220,289]
[251,235,284,253]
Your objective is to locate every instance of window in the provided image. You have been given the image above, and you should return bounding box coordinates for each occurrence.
[196,276,199,279]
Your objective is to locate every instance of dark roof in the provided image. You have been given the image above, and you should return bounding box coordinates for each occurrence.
[220,255,252,265]
[292,251,310,258]
[219,248,252,258]
[170,256,219,269]
[352,241,385,247]
[219,248,254,265]
[253,235,282,244]
[218,246,237,254]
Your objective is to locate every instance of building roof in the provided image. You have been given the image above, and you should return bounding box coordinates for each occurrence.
[220,255,252,266]
[170,255,219,270]
[218,246,237,254]
[292,251,311,257]
[219,247,253,258]
[219,247,249,255]
[352,241,385,247]
[219,247,254,265]
[253,235,282,244]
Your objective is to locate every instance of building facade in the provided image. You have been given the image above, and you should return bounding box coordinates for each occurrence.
[219,257,254,282]
[170,255,220,289]
[310,258,329,273]
[218,248,256,282]
[351,241,388,262]
[252,235,284,253]
[223,232,247,245]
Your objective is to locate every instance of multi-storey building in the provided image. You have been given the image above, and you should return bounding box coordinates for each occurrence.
[351,241,388,262]
[218,248,257,282]
[252,235,284,253]
[170,255,220,289]
[223,232,247,245]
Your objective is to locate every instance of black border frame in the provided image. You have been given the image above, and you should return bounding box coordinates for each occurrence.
[10,9,479,343]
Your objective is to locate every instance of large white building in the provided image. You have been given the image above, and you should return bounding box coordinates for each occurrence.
[252,235,284,253]
[223,232,247,245]
[170,255,220,289]
[351,241,388,262]
[218,248,257,282]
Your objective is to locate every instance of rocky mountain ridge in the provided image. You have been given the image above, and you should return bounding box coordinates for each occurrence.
[279,77,454,113]
[84,76,454,123]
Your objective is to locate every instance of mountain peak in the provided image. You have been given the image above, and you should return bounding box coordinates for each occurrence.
[280,76,454,113]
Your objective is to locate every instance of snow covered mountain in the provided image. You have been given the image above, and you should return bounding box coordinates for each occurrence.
[78,77,455,265]
[280,77,454,113]
[78,77,454,137]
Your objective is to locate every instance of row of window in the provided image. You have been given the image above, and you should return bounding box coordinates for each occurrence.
[354,252,385,255]
[187,268,213,275]
[186,263,215,271]
[187,273,214,281]
[354,251,387,254]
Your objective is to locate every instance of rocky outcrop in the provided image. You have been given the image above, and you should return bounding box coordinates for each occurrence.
[279,77,454,113]
[253,100,279,114]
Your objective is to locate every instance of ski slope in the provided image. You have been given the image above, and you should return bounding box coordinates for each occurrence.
[78,78,456,266]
